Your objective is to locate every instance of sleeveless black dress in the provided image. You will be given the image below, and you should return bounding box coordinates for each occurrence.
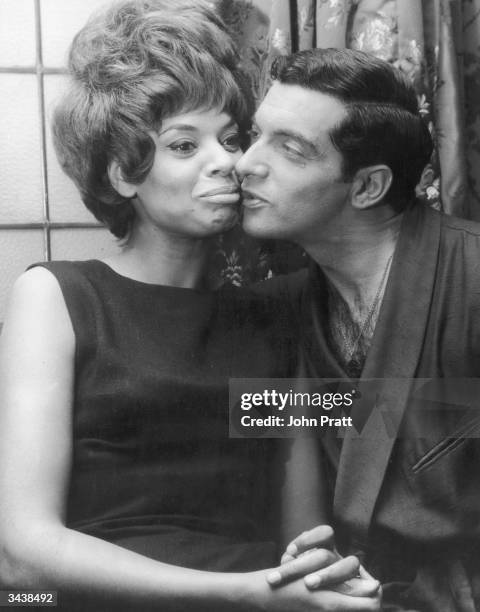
[34,260,298,573]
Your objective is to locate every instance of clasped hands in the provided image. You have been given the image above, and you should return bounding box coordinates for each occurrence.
[265,525,381,608]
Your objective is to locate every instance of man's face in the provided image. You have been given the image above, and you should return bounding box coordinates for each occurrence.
[236,82,352,247]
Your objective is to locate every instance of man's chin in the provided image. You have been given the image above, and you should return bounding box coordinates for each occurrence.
[241,214,279,239]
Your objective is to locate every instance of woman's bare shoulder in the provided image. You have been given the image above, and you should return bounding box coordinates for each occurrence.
[2,266,74,355]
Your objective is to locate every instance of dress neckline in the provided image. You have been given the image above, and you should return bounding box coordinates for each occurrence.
[92,259,213,294]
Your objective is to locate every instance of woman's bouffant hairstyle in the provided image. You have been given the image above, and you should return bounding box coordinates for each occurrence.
[272,49,434,211]
[52,0,250,238]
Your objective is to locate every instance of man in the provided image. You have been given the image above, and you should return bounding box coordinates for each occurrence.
[236,49,480,611]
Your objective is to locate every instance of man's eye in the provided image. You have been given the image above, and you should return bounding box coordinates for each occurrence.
[169,141,196,154]
[282,142,303,157]
[222,133,241,152]
[248,128,260,143]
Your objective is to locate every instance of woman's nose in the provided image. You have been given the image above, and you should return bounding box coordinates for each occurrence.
[206,144,238,177]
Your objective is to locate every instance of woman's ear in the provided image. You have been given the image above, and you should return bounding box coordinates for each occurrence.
[108,161,137,198]
[350,165,393,210]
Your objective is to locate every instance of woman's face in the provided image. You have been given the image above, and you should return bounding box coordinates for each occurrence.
[133,108,242,238]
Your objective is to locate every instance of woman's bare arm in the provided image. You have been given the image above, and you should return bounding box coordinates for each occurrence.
[0,268,379,612]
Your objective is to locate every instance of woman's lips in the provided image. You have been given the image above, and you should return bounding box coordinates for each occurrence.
[198,185,240,204]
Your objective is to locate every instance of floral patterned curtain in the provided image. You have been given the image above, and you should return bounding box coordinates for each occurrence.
[211,0,480,285]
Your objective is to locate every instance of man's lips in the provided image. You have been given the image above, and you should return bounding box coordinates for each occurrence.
[241,189,268,209]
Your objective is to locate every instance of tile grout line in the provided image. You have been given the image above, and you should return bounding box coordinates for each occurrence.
[34,0,51,261]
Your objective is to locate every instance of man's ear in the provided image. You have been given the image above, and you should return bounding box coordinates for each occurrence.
[108,161,137,198]
[350,165,393,210]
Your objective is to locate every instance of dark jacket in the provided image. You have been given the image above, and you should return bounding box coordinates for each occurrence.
[299,202,480,611]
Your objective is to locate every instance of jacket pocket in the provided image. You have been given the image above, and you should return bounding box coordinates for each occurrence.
[411,415,480,474]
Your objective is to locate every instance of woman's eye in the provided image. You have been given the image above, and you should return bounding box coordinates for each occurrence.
[169,141,196,154]
[222,133,241,152]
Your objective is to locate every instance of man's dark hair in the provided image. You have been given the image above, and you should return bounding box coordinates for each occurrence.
[271,49,434,209]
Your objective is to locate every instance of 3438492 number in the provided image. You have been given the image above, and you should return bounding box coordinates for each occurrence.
[0,591,57,606]
[8,593,53,603]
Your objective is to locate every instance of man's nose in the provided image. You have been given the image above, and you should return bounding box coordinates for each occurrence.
[235,144,268,181]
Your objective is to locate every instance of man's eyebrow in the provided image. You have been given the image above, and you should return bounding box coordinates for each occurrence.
[251,118,320,155]
[273,129,319,153]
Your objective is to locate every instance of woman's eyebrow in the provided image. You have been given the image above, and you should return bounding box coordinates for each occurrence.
[158,124,198,136]
[159,118,238,137]
[223,118,239,130]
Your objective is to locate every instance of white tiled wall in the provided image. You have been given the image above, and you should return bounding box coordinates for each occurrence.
[0,0,121,323]
[0,74,44,223]
[40,0,112,67]
[0,0,36,66]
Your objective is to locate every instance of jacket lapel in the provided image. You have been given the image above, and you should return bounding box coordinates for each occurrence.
[333,203,442,543]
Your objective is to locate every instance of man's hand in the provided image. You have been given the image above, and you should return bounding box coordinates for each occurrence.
[280,525,335,564]
[267,525,381,599]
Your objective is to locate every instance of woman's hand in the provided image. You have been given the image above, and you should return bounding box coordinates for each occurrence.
[268,525,382,600]
[242,567,382,612]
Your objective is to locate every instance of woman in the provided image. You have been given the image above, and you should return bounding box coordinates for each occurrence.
[0,1,380,610]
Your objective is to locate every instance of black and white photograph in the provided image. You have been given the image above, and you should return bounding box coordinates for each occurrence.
[0,0,479,610]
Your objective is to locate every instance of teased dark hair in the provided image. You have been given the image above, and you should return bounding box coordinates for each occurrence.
[52,0,250,237]
[272,49,433,209]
